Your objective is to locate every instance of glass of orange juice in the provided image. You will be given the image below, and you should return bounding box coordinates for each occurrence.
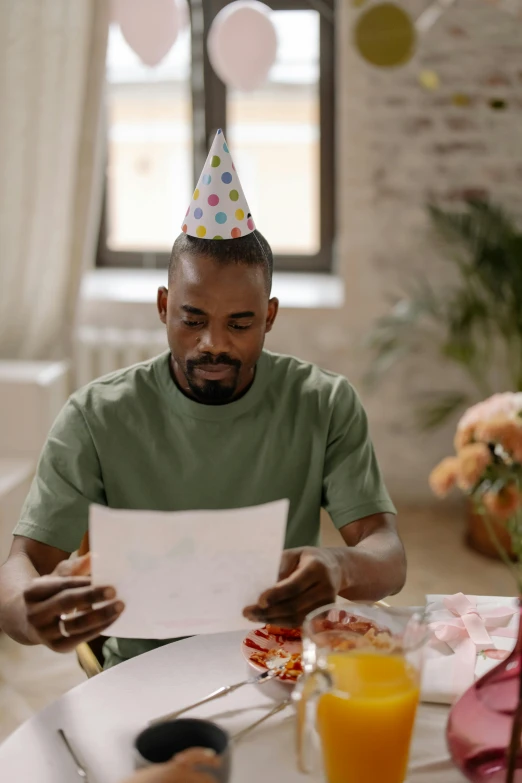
[293,603,427,783]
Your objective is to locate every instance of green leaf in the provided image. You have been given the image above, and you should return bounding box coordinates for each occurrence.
[364,199,522,424]
[363,343,412,388]
[440,340,477,366]
[415,391,470,430]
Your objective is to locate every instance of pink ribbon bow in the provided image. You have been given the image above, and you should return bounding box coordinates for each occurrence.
[429,593,517,693]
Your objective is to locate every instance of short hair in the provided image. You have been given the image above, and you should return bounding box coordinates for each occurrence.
[169,230,273,293]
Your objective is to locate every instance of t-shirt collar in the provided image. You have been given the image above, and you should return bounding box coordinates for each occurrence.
[154,350,271,421]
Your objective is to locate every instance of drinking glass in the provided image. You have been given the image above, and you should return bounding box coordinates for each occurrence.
[293,603,427,783]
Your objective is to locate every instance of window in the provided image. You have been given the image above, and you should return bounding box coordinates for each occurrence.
[97,0,335,272]
[101,20,193,260]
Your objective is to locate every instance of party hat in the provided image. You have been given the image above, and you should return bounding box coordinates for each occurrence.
[181,129,255,240]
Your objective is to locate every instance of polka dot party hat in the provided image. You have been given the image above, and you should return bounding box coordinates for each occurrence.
[181,129,255,240]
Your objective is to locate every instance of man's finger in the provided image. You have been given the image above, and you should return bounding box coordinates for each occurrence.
[45,600,124,640]
[27,585,117,627]
[45,612,125,653]
[122,764,217,783]
[258,558,319,609]
[24,576,91,604]
[245,582,324,622]
[171,773,217,783]
[55,553,91,578]
[171,748,220,768]
[244,586,334,628]
[277,549,302,581]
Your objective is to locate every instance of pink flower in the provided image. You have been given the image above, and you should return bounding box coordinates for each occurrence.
[457,393,522,433]
[454,424,475,452]
[474,416,522,462]
[456,443,492,491]
[429,457,460,497]
[483,649,510,661]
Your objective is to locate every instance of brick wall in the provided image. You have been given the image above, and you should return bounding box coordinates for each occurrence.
[270,0,522,501]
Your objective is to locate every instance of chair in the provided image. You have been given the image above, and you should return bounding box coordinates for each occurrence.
[76,639,104,678]
[76,532,104,677]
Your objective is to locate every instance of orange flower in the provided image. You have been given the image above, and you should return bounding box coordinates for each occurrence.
[456,443,492,490]
[474,415,522,462]
[482,484,522,521]
[429,457,460,497]
[454,425,475,452]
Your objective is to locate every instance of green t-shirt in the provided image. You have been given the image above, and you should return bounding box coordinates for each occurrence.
[14,350,395,667]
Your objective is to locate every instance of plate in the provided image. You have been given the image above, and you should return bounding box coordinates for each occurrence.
[241,625,303,687]
[241,612,398,689]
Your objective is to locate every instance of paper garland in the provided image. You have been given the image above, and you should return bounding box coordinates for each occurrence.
[354,3,416,68]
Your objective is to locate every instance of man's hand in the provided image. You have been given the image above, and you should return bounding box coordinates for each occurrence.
[123,749,221,783]
[243,547,342,628]
[243,514,406,629]
[23,554,124,652]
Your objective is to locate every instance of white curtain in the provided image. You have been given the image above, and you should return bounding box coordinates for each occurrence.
[0,0,109,360]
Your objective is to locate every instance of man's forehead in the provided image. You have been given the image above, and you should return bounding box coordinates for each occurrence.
[171,254,266,295]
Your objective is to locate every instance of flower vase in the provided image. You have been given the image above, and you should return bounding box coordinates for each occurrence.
[447,600,522,782]
[466,501,515,560]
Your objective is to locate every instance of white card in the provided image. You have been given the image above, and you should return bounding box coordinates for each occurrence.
[89,500,289,639]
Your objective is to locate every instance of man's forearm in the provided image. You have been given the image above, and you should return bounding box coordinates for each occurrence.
[325,533,406,602]
[0,552,41,644]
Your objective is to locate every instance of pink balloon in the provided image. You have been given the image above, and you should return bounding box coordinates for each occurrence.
[176,0,190,32]
[208,1,278,91]
[115,0,179,67]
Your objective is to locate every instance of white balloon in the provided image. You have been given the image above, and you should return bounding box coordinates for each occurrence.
[208,0,278,91]
[115,0,180,67]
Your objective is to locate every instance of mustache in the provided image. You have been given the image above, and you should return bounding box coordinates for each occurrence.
[187,353,241,369]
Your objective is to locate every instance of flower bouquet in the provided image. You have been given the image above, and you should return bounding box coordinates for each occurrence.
[430,392,522,571]
[430,392,522,782]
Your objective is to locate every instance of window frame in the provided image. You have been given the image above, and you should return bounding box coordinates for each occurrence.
[97,0,335,273]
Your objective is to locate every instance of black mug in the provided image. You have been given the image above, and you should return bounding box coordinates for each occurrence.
[134,718,231,782]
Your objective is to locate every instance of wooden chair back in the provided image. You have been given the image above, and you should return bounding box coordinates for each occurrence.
[78,533,90,557]
[76,532,103,677]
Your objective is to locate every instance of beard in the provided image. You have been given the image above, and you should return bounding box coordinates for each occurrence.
[182,353,242,404]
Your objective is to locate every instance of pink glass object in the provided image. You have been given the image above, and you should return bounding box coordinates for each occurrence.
[447,601,522,782]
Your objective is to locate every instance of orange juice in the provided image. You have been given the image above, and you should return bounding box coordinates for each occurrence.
[316,652,420,783]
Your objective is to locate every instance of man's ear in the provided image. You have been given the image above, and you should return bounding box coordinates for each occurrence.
[157,287,168,325]
[265,297,279,334]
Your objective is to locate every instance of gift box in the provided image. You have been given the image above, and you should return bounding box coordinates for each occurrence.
[421,593,519,704]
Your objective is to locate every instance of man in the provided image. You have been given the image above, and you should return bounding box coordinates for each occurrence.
[0,132,405,668]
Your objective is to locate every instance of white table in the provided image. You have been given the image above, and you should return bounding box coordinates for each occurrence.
[0,632,465,782]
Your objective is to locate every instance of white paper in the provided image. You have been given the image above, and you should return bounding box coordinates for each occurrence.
[89,500,289,639]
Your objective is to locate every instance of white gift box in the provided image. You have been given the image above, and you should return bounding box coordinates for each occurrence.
[421,593,519,705]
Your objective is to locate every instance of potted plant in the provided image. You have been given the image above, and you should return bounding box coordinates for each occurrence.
[366,199,522,556]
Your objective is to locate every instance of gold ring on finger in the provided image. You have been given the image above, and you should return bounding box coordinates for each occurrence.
[58,615,71,638]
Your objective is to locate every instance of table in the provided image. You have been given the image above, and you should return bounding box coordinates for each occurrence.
[0,631,465,782]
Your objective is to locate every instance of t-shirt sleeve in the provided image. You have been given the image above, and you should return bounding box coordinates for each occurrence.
[13,399,106,553]
[322,379,396,530]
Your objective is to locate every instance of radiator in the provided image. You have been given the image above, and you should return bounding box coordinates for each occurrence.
[74,327,168,388]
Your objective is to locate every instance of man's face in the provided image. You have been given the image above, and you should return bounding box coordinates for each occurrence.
[158,254,278,404]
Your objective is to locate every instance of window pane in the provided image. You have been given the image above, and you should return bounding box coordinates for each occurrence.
[105,25,192,253]
[227,10,320,256]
